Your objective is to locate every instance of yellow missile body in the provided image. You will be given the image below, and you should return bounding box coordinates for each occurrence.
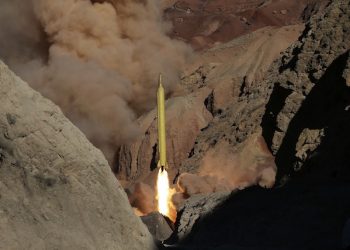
[157,74,167,171]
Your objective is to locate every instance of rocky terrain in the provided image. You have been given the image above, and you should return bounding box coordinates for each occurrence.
[167,0,350,248]
[1,0,350,249]
[116,23,307,219]
[116,24,304,184]
[182,0,350,183]
[0,61,155,250]
[119,0,350,248]
[164,0,329,50]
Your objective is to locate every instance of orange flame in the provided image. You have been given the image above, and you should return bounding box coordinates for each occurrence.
[156,168,177,222]
[157,168,170,216]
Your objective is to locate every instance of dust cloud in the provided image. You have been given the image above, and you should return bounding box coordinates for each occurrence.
[128,135,277,214]
[173,134,277,207]
[128,182,156,215]
[0,0,191,163]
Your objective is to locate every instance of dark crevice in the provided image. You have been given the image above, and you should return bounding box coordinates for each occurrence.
[261,84,293,151]
[239,76,247,97]
[274,51,350,183]
[200,124,209,132]
[204,91,215,116]
[278,23,311,74]
[173,170,180,185]
[279,45,303,73]
[188,147,195,158]
[307,68,319,83]
[209,139,217,146]
[150,143,158,171]
[112,146,123,174]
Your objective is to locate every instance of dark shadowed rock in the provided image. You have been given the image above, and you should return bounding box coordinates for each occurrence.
[183,0,350,184]
[141,212,174,242]
[342,219,350,249]
[261,0,350,181]
[170,191,231,243]
[167,1,350,249]
[171,182,350,249]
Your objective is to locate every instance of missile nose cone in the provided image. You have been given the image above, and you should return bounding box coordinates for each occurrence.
[158,73,163,88]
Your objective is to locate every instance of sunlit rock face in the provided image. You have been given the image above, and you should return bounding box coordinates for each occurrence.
[0,61,156,250]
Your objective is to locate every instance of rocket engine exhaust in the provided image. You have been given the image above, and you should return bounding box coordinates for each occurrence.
[157,168,170,216]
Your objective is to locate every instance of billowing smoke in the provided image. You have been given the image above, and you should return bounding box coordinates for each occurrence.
[173,134,277,208]
[198,134,276,189]
[0,0,191,163]
[128,182,156,215]
[129,134,277,213]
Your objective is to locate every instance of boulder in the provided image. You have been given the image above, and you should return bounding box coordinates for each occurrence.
[170,192,231,243]
[0,61,156,250]
[141,212,173,242]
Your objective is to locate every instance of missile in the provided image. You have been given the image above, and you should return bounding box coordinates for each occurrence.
[157,74,167,172]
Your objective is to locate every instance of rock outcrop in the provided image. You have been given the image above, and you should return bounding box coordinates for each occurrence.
[141,212,173,242]
[171,0,350,248]
[170,191,231,242]
[0,61,155,250]
[262,0,350,181]
[116,24,303,186]
[183,0,350,184]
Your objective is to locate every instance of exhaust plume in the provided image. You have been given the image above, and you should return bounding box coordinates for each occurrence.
[0,0,191,163]
[174,134,277,207]
[128,182,156,215]
[125,135,277,213]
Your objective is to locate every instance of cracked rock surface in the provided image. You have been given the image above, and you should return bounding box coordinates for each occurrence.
[183,0,350,183]
[0,61,156,250]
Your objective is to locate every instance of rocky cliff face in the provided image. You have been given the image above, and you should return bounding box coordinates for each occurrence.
[116,24,303,187]
[0,61,155,250]
[183,0,350,184]
[170,1,350,248]
[262,0,350,181]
